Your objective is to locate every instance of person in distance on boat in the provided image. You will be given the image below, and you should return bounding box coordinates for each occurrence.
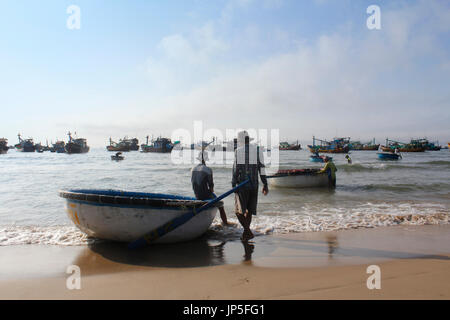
[319,156,337,188]
[232,131,269,241]
[191,151,229,225]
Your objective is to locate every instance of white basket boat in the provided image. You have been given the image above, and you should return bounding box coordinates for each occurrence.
[268,169,329,188]
[59,189,220,243]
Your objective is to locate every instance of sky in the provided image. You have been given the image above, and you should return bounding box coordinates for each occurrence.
[0,0,449,147]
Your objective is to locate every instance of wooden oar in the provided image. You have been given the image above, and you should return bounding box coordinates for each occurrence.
[128,179,250,249]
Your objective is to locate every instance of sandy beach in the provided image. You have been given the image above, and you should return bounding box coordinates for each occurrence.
[1,224,449,300]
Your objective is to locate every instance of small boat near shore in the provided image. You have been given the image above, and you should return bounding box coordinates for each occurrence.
[309,154,332,163]
[268,169,329,188]
[111,152,124,161]
[377,152,401,160]
[0,138,8,154]
[59,189,220,243]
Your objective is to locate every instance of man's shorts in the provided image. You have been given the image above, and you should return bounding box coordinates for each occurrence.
[235,188,258,216]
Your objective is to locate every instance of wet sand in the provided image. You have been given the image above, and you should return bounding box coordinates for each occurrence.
[0,224,449,299]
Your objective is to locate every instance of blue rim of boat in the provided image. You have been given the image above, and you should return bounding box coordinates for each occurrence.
[58,189,219,209]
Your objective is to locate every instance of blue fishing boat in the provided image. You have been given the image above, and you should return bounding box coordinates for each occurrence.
[377,152,401,160]
[309,155,332,163]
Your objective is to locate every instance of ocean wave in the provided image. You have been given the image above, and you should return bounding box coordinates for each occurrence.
[337,163,423,173]
[0,226,89,246]
[2,204,449,245]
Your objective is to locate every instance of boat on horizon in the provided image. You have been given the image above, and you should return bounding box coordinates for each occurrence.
[280,141,301,151]
[65,132,90,154]
[308,136,350,154]
[0,138,8,154]
[107,137,139,152]
[349,138,380,151]
[59,189,220,243]
[267,169,329,188]
[51,140,66,153]
[381,138,425,152]
[15,134,36,152]
[141,136,176,153]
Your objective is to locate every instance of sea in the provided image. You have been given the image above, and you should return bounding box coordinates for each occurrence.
[1,148,449,246]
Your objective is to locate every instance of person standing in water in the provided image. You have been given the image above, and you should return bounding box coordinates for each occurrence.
[191,151,229,225]
[232,131,269,241]
[319,156,338,188]
[345,154,352,164]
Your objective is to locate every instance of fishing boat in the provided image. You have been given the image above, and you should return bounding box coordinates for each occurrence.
[309,154,332,163]
[377,152,401,160]
[65,132,90,154]
[15,134,36,152]
[308,136,350,153]
[51,140,66,153]
[349,139,379,151]
[106,137,140,152]
[415,138,441,151]
[381,138,425,152]
[0,138,8,154]
[141,136,175,153]
[267,169,329,188]
[111,152,124,161]
[59,189,220,243]
[279,141,301,151]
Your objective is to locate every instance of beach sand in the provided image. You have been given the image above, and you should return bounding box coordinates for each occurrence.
[0,225,449,299]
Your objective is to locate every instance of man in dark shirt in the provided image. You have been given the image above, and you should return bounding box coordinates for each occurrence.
[191,151,228,225]
[232,131,269,241]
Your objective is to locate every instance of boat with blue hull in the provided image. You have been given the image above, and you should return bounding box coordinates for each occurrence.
[309,155,332,163]
[141,136,175,153]
[377,152,401,160]
[15,134,36,152]
[59,189,220,243]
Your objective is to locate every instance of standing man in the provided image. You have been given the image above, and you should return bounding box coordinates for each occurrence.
[232,131,269,241]
[191,151,229,225]
[319,156,338,188]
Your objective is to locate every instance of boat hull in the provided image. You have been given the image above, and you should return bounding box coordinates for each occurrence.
[377,153,401,160]
[308,146,349,154]
[268,171,329,188]
[65,143,90,154]
[59,190,218,243]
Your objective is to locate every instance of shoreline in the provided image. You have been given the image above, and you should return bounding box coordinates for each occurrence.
[0,224,449,299]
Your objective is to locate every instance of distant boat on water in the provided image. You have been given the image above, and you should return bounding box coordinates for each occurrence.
[107,137,139,152]
[51,140,66,153]
[381,138,425,152]
[65,132,90,154]
[15,134,36,152]
[0,138,8,154]
[280,141,301,151]
[141,136,175,153]
[349,138,380,151]
[308,136,350,153]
